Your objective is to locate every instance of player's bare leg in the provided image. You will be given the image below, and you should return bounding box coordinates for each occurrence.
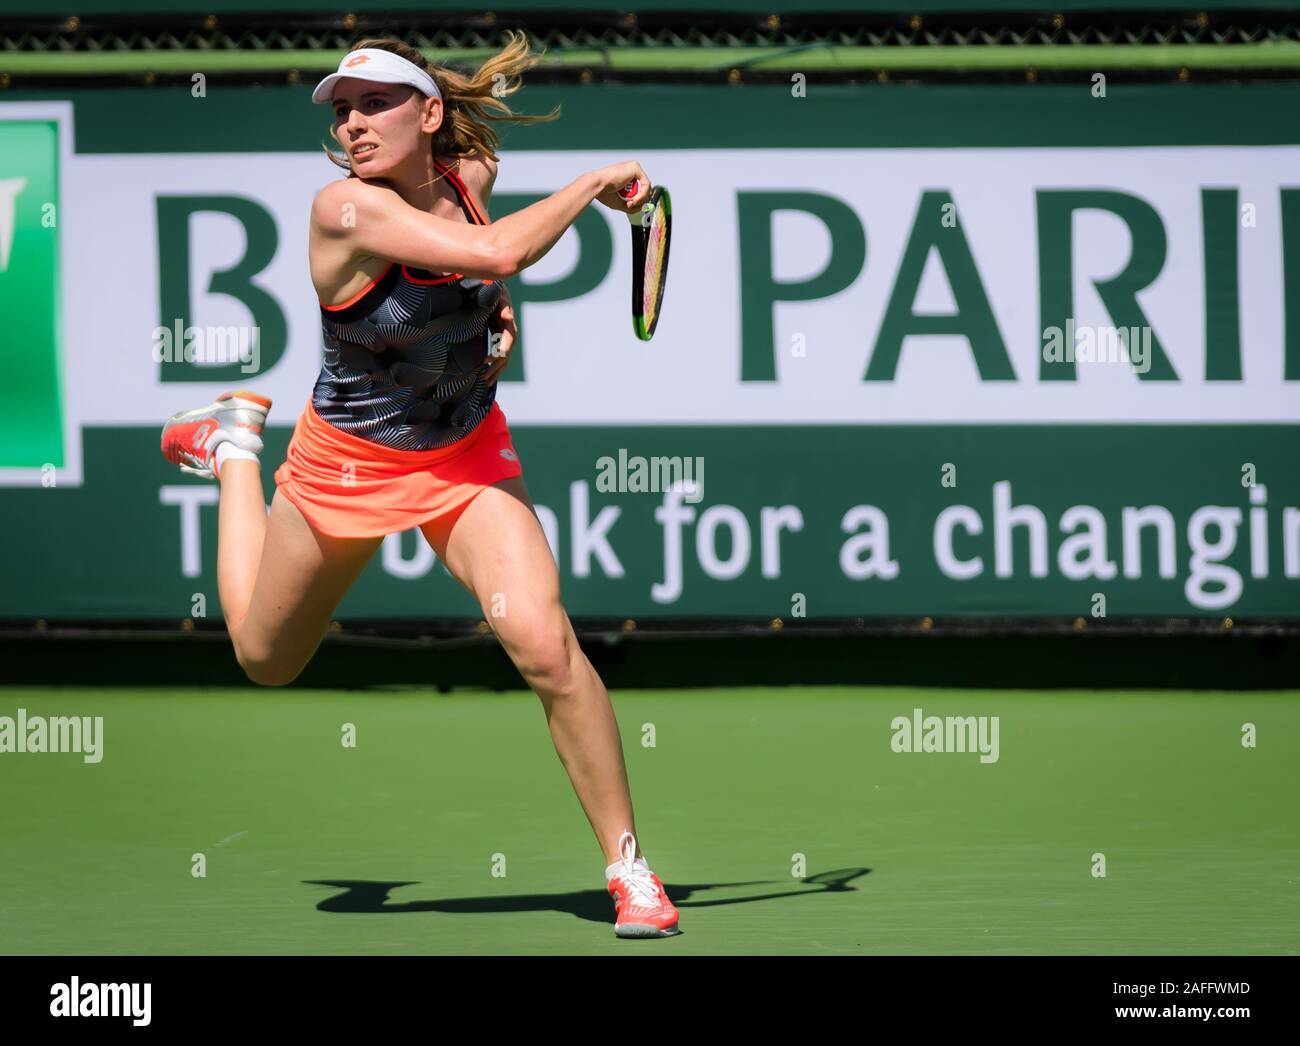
[231,493,380,685]
[162,393,380,685]
[425,477,637,864]
[424,476,680,936]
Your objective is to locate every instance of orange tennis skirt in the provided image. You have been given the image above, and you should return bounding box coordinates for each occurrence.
[273,399,523,539]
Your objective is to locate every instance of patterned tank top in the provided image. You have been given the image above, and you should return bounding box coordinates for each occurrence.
[312,158,501,451]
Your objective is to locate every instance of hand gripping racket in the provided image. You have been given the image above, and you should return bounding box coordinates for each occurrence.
[619,179,672,341]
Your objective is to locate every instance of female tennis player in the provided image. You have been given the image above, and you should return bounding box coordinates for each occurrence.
[158,34,678,939]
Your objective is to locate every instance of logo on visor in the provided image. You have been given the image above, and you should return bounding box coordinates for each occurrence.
[344,55,371,68]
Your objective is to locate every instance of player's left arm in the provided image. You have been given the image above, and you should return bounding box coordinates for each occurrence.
[464,153,516,384]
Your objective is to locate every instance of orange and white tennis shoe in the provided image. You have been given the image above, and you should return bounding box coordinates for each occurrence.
[606,830,679,938]
[160,391,272,479]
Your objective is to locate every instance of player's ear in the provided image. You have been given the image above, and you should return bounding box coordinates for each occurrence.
[422,96,444,135]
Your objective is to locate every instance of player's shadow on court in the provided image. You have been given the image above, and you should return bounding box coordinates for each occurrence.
[303,868,869,927]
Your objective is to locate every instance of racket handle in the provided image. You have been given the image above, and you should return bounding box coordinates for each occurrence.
[618,178,640,200]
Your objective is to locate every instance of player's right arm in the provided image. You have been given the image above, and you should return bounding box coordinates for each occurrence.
[311,161,649,281]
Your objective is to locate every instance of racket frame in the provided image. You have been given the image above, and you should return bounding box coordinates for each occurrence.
[630,185,672,341]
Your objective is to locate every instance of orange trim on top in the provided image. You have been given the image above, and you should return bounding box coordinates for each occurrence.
[401,266,464,285]
[438,162,484,222]
[320,262,395,311]
[435,158,486,225]
[318,166,487,307]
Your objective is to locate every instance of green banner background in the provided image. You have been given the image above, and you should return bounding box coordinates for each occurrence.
[1,425,1296,619]
[0,82,1296,620]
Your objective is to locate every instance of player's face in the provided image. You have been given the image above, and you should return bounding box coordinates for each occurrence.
[331,79,442,176]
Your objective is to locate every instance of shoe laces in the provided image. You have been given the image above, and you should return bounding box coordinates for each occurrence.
[614,831,660,909]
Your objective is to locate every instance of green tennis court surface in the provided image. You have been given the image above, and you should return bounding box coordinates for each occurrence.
[1,686,1296,955]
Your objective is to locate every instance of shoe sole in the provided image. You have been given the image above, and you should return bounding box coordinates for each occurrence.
[164,391,272,430]
[219,390,273,412]
[615,923,680,939]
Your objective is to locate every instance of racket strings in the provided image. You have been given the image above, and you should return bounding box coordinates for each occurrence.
[643,207,668,324]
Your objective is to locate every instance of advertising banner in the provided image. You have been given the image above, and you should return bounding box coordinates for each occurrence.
[1,85,1297,619]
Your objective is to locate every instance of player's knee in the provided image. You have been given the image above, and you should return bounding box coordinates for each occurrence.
[511,624,577,696]
[235,641,303,688]
[246,664,302,688]
[240,658,302,688]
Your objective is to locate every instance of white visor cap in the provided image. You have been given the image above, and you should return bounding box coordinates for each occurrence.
[313,48,442,105]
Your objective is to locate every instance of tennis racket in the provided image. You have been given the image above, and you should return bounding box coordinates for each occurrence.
[620,179,672,341]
